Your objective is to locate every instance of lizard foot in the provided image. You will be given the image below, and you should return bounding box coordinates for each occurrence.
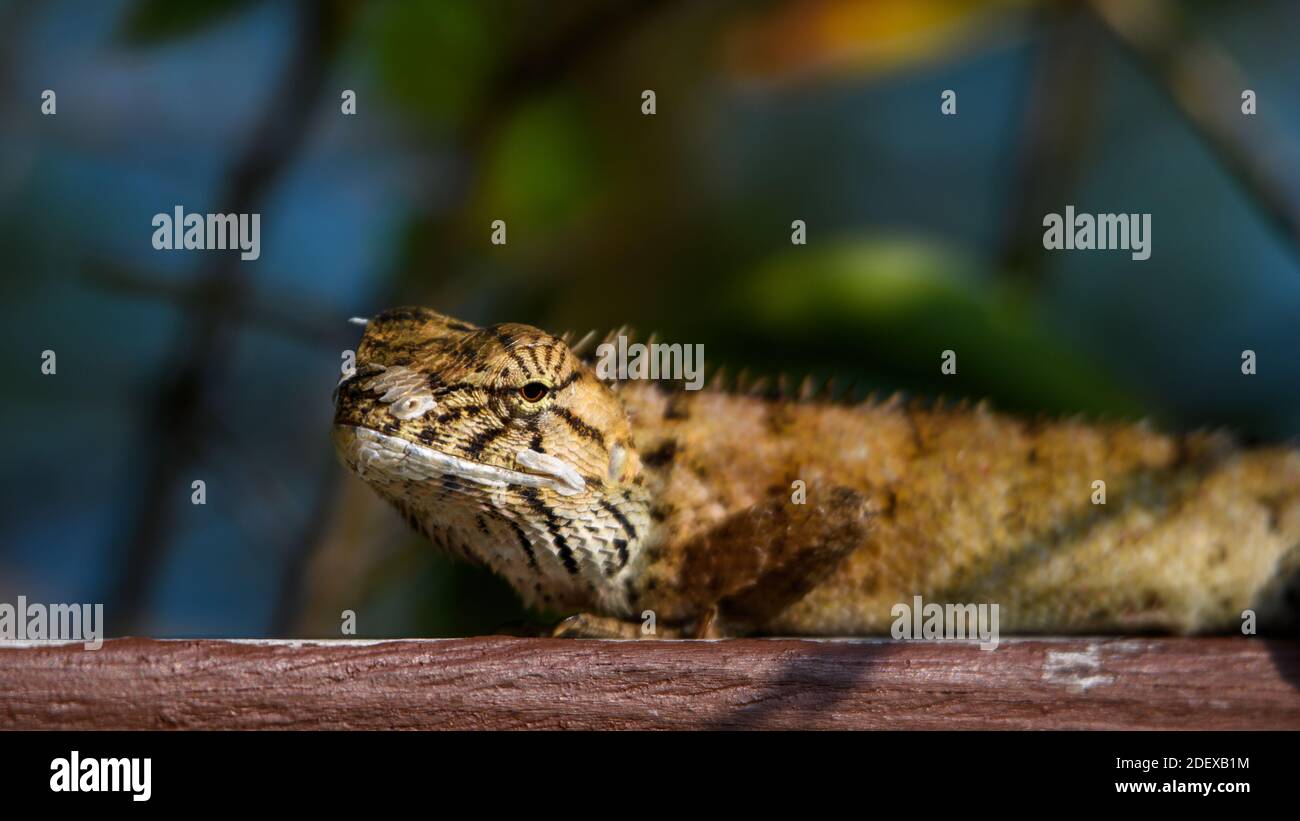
[551,613,647,639]
[551,610,724,639]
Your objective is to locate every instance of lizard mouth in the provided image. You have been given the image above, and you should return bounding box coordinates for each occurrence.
[332,425,587,497]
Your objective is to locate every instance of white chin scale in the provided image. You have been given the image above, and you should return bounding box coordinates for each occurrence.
[336,426,585,496]
[514,448,587,496]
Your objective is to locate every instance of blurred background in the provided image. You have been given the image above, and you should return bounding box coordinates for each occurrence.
[2,0,1299,638]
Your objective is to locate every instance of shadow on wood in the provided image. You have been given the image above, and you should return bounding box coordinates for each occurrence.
[1,637,1297,730]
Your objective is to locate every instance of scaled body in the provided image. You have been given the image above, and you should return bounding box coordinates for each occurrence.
[333,308,1300,636]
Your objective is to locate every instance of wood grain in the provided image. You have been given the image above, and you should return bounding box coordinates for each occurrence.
[1,637,1297,730]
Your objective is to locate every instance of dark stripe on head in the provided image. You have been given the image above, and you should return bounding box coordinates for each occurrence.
[443,375,536,397]
[551,407,605,447]
[525,416,544,453]
[523,344,542,372]
[493,328,532,375]
[463,424,509,459]
[508,350,531,376]
[555,370,582,391]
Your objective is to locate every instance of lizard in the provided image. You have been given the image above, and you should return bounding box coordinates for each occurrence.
[331,306,1300,638]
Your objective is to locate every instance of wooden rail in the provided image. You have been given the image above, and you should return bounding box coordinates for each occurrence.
[2,637,1297,730]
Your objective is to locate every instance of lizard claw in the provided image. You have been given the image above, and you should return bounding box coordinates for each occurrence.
[551,613,645,639]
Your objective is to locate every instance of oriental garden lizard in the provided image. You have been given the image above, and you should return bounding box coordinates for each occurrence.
[331,307,1300,638]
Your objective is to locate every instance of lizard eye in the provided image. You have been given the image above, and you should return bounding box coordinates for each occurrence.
[519,382,550,403]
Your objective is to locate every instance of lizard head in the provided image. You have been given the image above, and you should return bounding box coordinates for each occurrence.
[331,307,649,612]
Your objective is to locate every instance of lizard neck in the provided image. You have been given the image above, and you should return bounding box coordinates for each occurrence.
[477,483,654,615]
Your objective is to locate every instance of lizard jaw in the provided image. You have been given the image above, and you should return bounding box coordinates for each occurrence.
[334,425,586,497]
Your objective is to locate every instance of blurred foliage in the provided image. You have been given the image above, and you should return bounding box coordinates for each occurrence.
[364,0,502,130]
[743,236,1148,418]
[476,94,597,230]
[725,0,1036,83]
[7,0,1299,638]
[119,0,262,46]
[355,542,545,637]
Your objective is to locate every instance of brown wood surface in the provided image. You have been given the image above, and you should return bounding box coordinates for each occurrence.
[1,637,1297,730]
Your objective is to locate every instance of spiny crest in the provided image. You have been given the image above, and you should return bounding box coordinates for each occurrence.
[572,325,913,406]
[376,316,1003,418]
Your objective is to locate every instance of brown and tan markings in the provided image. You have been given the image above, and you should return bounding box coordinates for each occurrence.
[333,307,1300,637]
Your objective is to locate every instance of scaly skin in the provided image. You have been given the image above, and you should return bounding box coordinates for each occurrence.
[332,307,1300,637]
